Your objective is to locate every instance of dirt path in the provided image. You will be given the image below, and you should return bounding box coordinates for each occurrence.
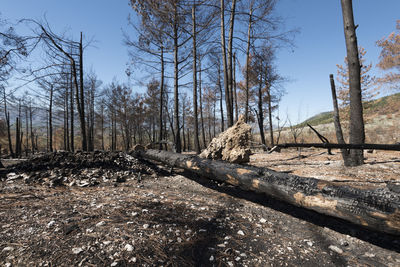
[1,167,399,266]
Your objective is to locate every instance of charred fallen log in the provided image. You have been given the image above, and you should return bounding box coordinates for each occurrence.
[139,149,400,236]
[277,143,400,151]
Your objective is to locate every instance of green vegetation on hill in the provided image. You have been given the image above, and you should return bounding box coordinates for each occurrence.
[298,92,400,127]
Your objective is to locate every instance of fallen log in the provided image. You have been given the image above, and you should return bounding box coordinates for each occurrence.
[139,149,400,236]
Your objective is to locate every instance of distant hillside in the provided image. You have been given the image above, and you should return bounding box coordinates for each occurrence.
[298,92,400,127]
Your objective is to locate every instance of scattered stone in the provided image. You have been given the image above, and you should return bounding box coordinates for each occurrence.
[124,244,134,252]
[111,261,118,267]
[200,115,252,163]
[259,218,267,223]
[143,224,149,229]
[364,252,375,258]
[96,221,105,227]
[237,230,245,236]
[47,220,56,228]
[72,247,83,255]
[329,245,343,254]
[2,247,14,252]
[129,257,137,263]
[209,256,214,261]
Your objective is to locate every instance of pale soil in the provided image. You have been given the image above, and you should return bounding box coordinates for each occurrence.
[1,151,399,266]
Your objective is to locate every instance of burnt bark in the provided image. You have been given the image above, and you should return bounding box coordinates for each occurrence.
[330,74,350,165]
[340,0,365,166]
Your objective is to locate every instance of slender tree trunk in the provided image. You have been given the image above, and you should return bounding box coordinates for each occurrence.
[49,86,53,152]
[340,0,364,166]
[29,104,34,154]
[3,90,13,157]
[227,0,236,127]
[218,63,225,132]
[16,117,20,157]
[220,0,232,128]
[199,59,206,149]
[244,8,253,123]
[79,32,87,151]
[192,4,201,154]
[70,65,74,152]
[101,103,104,150]
[182,101,186,152]
[330,74,351,165]
[173,4,181,153]
[257,80,266,145]
[159,46,165,150]
[233,52,238,122]
[25,107,28,156]
[267,89,274,147]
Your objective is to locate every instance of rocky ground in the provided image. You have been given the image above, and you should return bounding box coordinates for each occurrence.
[0,150,399,266]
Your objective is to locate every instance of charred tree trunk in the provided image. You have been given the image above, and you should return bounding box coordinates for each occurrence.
[159,47,165,150]
[226,0,236,127]
[192,4,201,154]
[15,117,20,157]
[173,3,181,153]
[267,88,274,147]
[49,85,53,152]
[70,64,74,152]
[340,0,365,166]
[330,74,350,165]
[198,59,206,149]
[218,63,225,132]
[233,52,238,123]
[139,149,400,236]
[79,32,87,151]
[257,81,266,146]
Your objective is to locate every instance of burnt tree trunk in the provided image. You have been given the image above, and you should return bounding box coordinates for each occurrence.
[330,74,350,165]
[340,0,365,166]
[139,149,400,236]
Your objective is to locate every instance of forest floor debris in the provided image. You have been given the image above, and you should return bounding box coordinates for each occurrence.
[0,149,399,266]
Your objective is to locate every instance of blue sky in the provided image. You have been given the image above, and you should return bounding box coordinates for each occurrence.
[2,0,399,123]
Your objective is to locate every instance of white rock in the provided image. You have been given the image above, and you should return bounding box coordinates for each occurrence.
[364,252,375,258]
[129,257,137,263]
[2,247,14,252]
[237,230,245,236]
[143,224,149,229]
[228,261,234,267]
[209,255,214,261]
[5,263,11,267]
[72,247,83,254]
[103,241,111,245]
[111,261,118,267]
[259,218,267,223]
[96,221,105,227]
[329,245,343,254]
[131,212,138,216]
[125,244,134,252]
[217,243,226,248]
[47,220,56,228]
[177,237,182,243]
[235,256,241,261]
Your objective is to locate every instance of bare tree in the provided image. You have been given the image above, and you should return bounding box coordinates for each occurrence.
[340,0,365,166]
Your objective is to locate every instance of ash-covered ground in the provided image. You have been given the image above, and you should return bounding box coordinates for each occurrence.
[0,150,399,266]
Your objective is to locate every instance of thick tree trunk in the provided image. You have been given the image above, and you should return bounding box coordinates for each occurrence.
[192,4,201,154]
[139,149,400,236]
[340,0,365,166]
[29,104,34,154]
